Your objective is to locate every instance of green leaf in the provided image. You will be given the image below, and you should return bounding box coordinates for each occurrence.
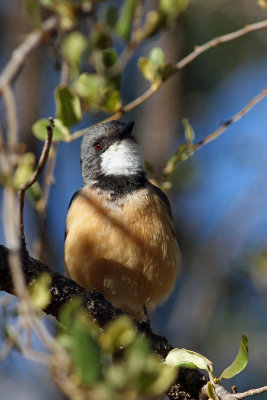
[116,0,138,40]
[56,86,82,127]
[159,0,190,25]
[139,48,173,84]
[13,153,35,189]
[77,73,105,105]
[24,0,41,26]
[134,11,162,42]
[125,337,176,395]
[207,382,216,400]
[126,337,153,377]
[100,315,136,353]
[63,31,87,66]
[104,363,129,391]
[149,47,165,66]
[100,49,117,68]
[40,0,54,8]
[138,58,155,82]
[101,89,121,113]
[164,143,195,174]
[32,118,69,142]
[10,152,41,201]
[182,118,195,143]
[106,6,118,29]
[148,364,177,396]
[27,182,41,202]
[29,273,51,310]
[165,348,213,374]
[58,300,101,387]
[220,335,248,380]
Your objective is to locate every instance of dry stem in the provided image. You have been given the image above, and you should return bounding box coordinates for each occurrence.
[18,118,54,248]
[194,88,267,150]
[235,386,267,399]
[71,18,267,142]
[176,19,267,70]
[0,16,58,91]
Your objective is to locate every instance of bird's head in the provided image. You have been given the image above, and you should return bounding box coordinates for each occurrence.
[80,120,144,187]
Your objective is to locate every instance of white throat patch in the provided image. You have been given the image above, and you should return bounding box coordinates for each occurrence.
[100,139,144,176]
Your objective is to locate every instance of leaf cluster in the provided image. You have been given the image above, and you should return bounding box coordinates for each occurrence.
[25,0,191,141]
[56,299,177,399]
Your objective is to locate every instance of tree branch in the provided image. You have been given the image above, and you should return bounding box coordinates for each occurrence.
[194,87,267,149]
[0,244,209,399]
[72,18,267,142]
[175,19,267,70]
[2,244,262,400]
[0,16,58,92]
[164,87,267,175]
[18,118,54,248]
[235,386,267,399]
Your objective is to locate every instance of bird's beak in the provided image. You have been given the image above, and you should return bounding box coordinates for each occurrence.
[118,121,135,140]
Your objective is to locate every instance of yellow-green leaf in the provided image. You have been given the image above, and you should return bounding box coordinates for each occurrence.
[207,381,216,400]
[29,273,51,310]
[160,0,190,24]
[13,153,35,189]
[182,117,195,143]
[220,335,248,380]
[58,301,101,387]
[100,315,136,353]
[28,182,41,202]
[116,0,138,40]
[77,73,105,105]
[134,10,162,41]
[138,58,155,82]
[101,89,121,113]
[149,47,165,66]
[32,118,69,142]
[147,364,177,395]
[56,86,82,127]
[24,0,41,26]
[165,348,213,374]
[106,5,118,29]
[63,31,87,66]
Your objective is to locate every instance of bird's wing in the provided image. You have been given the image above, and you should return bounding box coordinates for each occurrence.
[148,182,176,239]
[65,190,81,239]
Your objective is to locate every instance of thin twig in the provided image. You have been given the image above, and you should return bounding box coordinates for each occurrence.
[194,87,267,149]
[34,142,59,259]
[2,85,18,147]
[71,18,267,142]
[0,16,58,92]
[18,118,54,248]
[36,142,58,214]
[163,87,267,175]
[176,19,267,70]
[235,386,267,399]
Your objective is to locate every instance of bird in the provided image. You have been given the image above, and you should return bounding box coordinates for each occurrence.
[64,120,180,321]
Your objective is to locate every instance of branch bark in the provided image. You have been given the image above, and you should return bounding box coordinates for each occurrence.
[2,244,262,400]
[0,244,208,399]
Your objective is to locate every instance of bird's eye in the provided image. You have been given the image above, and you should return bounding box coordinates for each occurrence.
[94,142,103,151]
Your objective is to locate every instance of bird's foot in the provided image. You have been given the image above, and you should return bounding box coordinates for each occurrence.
[139,306,152,334]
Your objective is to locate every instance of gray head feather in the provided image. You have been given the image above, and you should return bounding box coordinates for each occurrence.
[80,121,144,187]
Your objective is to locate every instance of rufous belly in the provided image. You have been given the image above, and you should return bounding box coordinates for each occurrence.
[64,187,180,320]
